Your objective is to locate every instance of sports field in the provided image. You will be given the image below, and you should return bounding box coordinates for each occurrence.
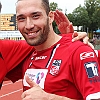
[0,80,22,100]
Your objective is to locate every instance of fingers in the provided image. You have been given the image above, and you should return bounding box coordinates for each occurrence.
[71,32,94,49]
[72,32,88,42]
[21,92,26,99]
[25,75,38,88]
[72,32,78,40]
[21,91,30,100]
[22,75,40,99]
[87,42,95,49]
[54,10,70,26]
[68,23,74,33]
[54,11,60,25]
[56,10,70,24]
[82,36,89,44]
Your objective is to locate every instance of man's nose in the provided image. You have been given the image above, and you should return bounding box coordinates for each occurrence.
[25,18,34,30]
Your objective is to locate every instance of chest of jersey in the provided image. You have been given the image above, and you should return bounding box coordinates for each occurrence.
[22,43,83,99]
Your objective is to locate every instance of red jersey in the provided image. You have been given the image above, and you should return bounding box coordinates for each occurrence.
[0,40,34,83]
[6,36,100,100]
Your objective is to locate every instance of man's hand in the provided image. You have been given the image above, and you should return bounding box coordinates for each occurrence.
[54,10,74,34]
[54,10,94,49]
[21,75,76,100]
[21,75,49,100]
[72,32,94,49]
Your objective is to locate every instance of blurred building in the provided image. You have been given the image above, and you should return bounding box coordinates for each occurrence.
[0,14,24,40]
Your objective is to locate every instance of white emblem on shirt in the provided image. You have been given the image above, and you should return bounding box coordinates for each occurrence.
[80,52,94,60]
[35,56,47,60]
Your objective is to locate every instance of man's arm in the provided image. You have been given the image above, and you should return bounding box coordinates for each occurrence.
[54,10,90,46]
[21,75,76,100]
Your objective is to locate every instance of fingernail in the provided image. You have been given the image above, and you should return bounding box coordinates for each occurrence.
[72,39,74,42]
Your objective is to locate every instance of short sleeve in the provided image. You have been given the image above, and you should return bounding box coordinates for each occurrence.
[71,45,100,100]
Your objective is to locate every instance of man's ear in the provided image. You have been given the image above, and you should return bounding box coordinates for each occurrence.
[48,11,54,24]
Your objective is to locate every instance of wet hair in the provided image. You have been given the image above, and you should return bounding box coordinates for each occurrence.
[0,2,2,12]
[16,0,50,15]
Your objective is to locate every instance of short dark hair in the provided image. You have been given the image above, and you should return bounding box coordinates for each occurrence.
[41,0,50,15]
[0,2,2,12]
[17,0,50,15]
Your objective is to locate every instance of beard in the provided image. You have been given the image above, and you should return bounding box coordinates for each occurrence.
[25,18,50,46]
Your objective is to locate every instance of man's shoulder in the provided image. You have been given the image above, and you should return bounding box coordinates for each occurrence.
[61,36,85,48]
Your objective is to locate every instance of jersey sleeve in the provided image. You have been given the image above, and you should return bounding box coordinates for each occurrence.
[1,40,34,71]
[0,40,34,82]
[71,45,100,100]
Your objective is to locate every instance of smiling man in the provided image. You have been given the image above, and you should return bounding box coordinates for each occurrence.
[1,1,100,100]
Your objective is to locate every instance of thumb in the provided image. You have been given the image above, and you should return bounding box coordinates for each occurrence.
[25,75,38,88]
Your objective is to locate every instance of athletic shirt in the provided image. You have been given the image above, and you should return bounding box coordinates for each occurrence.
[6,36,100,100]
[0,40,34,83]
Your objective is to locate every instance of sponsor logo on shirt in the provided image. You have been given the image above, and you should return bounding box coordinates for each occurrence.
[35,56,47,60]
[84,62,99,78]
[80,52,94,60]
[50,60,62,75]
[23,69,48,89]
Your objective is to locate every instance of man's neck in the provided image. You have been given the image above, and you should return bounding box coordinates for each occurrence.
[34,32,61,51]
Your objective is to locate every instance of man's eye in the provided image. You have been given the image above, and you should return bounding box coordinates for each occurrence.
[32,15,40,18]
[17,17,25,21]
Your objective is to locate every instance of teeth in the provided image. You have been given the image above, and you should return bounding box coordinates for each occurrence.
[28,32,36,35]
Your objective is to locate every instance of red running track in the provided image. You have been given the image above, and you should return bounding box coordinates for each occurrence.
[0,80,23,100]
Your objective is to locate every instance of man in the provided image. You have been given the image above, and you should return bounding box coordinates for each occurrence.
[0,1,72,85]
[6,0,100,100]
[0,1,88,84]
[0,1,87,89]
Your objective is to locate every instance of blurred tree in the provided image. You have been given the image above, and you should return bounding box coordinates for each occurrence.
[84,0,100,32]
[67,5,90,32]
[50,2,58,11]
[66,0,100,33]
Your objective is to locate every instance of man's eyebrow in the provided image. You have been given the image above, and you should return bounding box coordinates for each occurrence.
[17,14,24,18]
[31,12,42,15]
[16,12,42,18]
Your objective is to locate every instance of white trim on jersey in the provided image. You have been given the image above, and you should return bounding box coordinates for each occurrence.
[86,92,100,100]
[46,44,60,68]
[94,50,98,57]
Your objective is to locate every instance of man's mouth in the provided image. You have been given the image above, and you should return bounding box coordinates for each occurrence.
[25,30,40,38]
[27,30,39,35]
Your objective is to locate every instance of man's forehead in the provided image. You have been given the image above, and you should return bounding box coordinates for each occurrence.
[16,0,43,10]
[16,0,45,15]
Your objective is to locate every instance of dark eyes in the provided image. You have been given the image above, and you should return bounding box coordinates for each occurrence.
[17,17,25,22]
[17,14,40,22]
[17,14,40,21]
[32,14,40,19]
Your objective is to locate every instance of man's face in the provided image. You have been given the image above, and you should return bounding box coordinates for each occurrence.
[16,0,50,46]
